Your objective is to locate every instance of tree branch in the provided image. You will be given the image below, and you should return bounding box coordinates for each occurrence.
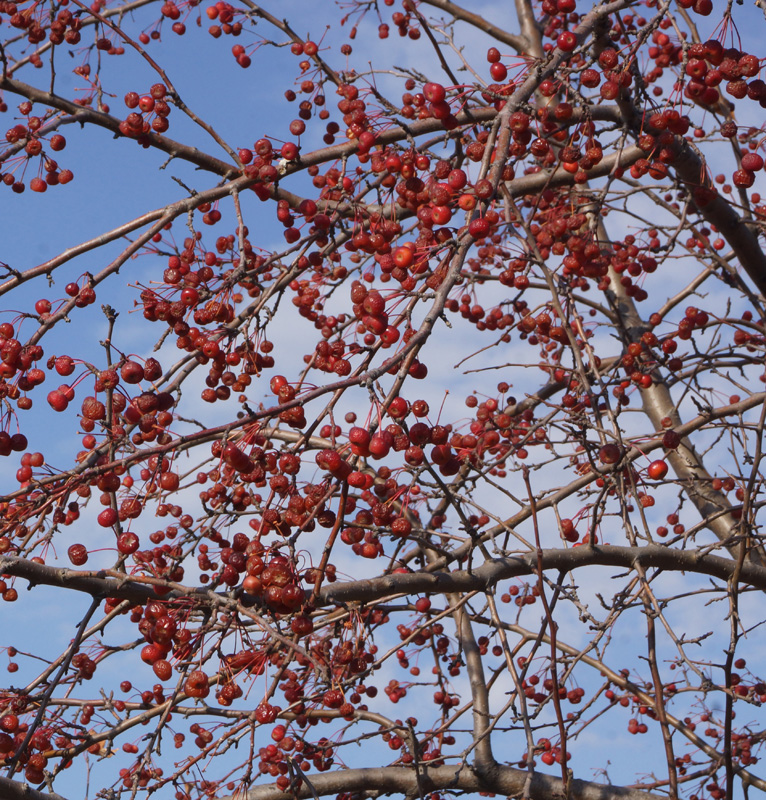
[5,543,766,609]
[222,763,665,800]
[419,0,528,53]
[0,777,71,800]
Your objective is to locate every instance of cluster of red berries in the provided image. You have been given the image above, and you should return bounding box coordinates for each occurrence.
[1,0,82,48]
[3,107,71,193]
[206,0,241,42]
[120,83,172,138]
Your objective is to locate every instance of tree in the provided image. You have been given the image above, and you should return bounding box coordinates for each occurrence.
[1,0,766,797]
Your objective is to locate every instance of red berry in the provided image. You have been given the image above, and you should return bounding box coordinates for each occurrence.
[740,153,764,173]
[10,434,27,452]
[598,443,623,464]
[647,459,669,480]
[141,644,162,664]
[733,169,755,188]
[281,142,299,160]
[120,360,144,384]
[423,82,446,103]
[67,544,88,565]
[47,390,68,412]
[468,217,490,239]
[98,508,118,528]
[489,62,507,81]
[117,532,139,554]
[153,659,172,680]
[557,31,577,51]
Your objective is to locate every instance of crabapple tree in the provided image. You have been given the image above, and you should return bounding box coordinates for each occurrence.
[1,1,766,800]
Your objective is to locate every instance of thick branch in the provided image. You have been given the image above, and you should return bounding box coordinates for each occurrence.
[594,211,765,564]
[0,777,71,800]
[319,544,766,604]
[596,102,766,297]
[5,543,766,608]
[221,763,663,800]
[673,144,766,297]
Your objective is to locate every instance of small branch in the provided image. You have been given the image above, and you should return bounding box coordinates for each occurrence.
[419,0,529,53]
